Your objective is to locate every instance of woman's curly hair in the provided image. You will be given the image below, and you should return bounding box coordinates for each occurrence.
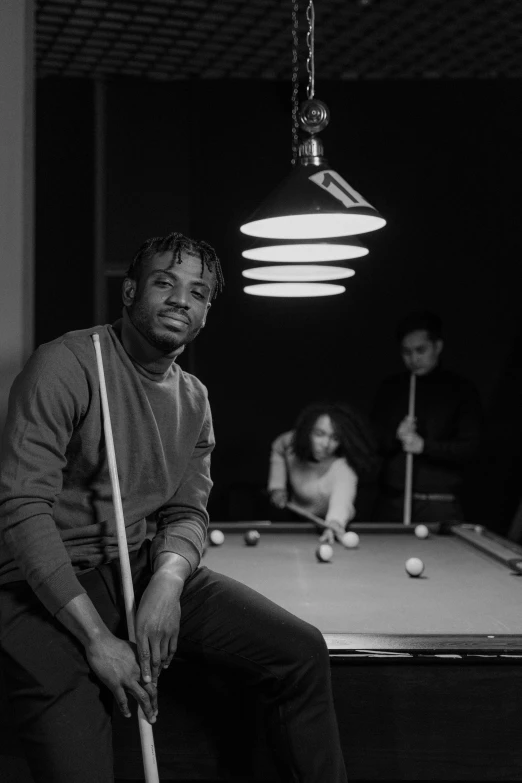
[291,401,380,480]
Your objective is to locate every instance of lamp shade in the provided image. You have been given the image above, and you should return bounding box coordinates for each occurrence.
[244,282,345,297]
[242,265,355,282]
[240,164,385,239]
[242,239,368,263]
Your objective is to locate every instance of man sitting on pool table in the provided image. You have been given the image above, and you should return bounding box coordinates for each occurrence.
[372,311,482,523]
[0,232,347,783]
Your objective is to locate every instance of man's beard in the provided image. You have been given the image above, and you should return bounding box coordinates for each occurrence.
[129,303,196,353]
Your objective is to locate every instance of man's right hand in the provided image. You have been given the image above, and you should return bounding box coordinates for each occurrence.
[270,489,288,509]
[56,593,157,723]
[85,633,158,723]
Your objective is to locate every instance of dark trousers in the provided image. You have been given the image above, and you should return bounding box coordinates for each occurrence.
[0,541,347,783]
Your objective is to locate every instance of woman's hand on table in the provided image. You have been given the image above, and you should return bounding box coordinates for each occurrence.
[319,520,346,545]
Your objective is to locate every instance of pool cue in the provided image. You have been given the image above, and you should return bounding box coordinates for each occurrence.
[92,334,160,783]
[286,501,329,530]
[403,372,417,527]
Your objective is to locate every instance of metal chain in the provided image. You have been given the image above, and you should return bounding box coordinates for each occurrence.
[291,0,300,165]
[306,0,315,100]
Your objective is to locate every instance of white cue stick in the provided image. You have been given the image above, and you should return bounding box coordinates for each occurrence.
[286,500,329,530]
[92,334,160,783]
[403,372,417,527]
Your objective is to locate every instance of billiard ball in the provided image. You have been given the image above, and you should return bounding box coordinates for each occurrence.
[315,543,334,563]
[405,557,424,577]
[341,531,359,549]
[414,524,429,540]
[244,530,260,547]
[209,529,225,546]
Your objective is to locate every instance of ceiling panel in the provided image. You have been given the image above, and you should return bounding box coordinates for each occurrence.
[35,0,522,80]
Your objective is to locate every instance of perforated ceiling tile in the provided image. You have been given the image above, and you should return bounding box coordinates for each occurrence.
[36,0,522,80]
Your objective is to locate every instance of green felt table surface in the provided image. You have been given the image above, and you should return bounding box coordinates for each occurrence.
[202,525,522,636]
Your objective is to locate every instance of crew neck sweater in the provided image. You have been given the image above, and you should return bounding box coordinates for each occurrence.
[0,314,214,616]
[268,431,358,525]
[372,367,482,493]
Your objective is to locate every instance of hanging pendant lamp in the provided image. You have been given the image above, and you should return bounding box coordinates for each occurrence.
[240,132,385,240]
[241,0,385,297]
[239,1,385,240]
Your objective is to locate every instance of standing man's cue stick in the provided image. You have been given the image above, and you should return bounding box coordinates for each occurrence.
[92,334,160,783]
[403,372,417,527]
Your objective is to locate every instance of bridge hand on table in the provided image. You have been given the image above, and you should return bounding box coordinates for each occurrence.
[319,520,345,545]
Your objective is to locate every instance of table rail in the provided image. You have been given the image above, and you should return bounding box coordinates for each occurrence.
[324,632,522,656]
[208,520,443,534]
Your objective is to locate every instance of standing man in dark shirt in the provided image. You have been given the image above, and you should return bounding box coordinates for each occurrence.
[372,311,482,523]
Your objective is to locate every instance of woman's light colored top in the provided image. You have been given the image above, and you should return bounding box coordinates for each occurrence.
[268,431,358,526]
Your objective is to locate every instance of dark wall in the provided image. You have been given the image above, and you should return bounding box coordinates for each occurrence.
[103,81,193,270]
[36,77,522,532]
[35,79,95,344]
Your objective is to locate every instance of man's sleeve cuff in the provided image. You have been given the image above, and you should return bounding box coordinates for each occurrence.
[150,536,200,574]
[34,563,88,616]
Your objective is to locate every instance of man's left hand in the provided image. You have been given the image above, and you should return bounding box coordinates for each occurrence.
[135,568,184,687]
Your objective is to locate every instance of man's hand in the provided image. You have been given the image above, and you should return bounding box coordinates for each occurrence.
[135,570,183,687]
[401,432,424,454]
[396,415,416,440]
[56,593,157,723]
[135,553,190,687]
[85,632,158,723]
[397,415,424,453]
[270,489,288,509]
[319,519,345,545]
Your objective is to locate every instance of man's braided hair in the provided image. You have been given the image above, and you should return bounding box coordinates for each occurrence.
[126,232,224,300]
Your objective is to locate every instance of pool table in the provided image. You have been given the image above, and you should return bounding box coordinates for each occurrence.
[203,520,522,651]
[201,520,522,780]
[3,521,522,782]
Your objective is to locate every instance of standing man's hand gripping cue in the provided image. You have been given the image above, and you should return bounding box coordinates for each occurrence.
[135,552,191,687]
[396,416,424,454]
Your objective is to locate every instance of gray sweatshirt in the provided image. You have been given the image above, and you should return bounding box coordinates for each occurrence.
[0,315,214,616]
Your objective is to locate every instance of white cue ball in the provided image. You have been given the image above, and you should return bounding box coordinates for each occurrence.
[316,543,334,563]
[414,524,429,540]
[405,557,425,577]
[341,531,360,549]
[209,529,225,546]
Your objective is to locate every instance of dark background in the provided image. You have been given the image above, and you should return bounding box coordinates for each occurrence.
[35,77,522,533]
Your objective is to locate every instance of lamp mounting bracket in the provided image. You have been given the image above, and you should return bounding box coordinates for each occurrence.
[298,98,330,135]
